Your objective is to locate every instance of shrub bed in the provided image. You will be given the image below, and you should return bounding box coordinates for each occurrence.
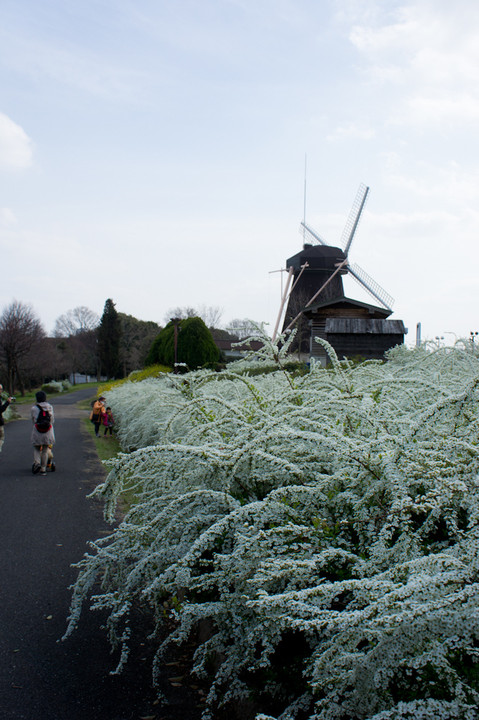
[65,339,479,720]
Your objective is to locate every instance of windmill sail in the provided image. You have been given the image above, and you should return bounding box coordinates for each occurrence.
[300,221,328,246]
[340,183,369,255]
[348,262,394,311]
[285,184,395,332]
[279,182,405,361]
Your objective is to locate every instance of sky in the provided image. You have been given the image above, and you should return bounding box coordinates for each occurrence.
[1,0,479,345]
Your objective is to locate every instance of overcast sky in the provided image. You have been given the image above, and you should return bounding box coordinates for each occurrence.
[1,0,479,344]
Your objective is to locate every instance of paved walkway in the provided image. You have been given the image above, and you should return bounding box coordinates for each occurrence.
[0,388,159,720]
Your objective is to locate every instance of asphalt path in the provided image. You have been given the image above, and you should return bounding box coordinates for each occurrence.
[0,388,160,720]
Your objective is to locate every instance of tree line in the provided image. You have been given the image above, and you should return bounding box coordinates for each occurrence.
[0,298,260,395]
[0,299,160,395]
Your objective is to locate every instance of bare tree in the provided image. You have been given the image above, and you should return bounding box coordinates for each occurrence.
[198,305,223,329]
[55,330,99,384]
[54,306,99,337]
[226,318,263,340]
[163,306,197,324]
[0,300,45,394]
[19,337,70,390]
[164,305,223,329]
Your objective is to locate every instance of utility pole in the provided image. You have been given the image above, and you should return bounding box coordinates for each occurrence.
[171,317,181,372]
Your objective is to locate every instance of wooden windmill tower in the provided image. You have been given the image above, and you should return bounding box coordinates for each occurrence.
[276,184,406,362]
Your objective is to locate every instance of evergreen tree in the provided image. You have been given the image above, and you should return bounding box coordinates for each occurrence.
[98,298,122,379]
[118,313,161,376]
[147,316,220,370]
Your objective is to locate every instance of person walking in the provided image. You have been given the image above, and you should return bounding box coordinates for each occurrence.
[90,395,106,438]
[0,384,14,452]
[31,390,55,476]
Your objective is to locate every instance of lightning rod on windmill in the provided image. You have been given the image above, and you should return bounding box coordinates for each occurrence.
[303,153,307,245]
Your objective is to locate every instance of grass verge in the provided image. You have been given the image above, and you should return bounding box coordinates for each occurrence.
[82,411,139,513]
[11,382,101,406]
[82,412,122,462]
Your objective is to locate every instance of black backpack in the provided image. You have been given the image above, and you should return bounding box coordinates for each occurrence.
[35,404,52,433]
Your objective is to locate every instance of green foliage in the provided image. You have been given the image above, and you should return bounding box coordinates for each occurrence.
[118,312,161,376]
[98,298,122,379]
[147,317,220,370]
[146,323,174,366]
[127,365,171,382]
[98,364,171,395]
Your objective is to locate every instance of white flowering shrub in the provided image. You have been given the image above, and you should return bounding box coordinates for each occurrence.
[65,338,479,720]
[2,400,14,421]
[42,380,64,393]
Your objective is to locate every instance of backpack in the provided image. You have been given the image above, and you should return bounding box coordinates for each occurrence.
[35,404,52,433]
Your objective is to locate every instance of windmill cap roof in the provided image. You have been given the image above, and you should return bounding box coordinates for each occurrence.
[287,244,346,270]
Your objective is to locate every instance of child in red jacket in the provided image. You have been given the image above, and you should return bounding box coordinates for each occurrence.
[103,406,115,436]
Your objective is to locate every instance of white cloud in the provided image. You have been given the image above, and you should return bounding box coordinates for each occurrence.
[0,23,149,104]
[385,163,479,209]
[0,208,17,226]
[406,93,479,125]
[349,8,418,57]
[347,2,479,127]
[327,121,375,141]
[0,112,33,169]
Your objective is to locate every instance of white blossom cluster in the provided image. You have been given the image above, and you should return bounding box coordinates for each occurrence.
[65,339,479,720]
[42,379,72,393]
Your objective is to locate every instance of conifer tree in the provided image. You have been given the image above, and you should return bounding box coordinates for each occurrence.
[97,298,122,379]
[147,316,220,370]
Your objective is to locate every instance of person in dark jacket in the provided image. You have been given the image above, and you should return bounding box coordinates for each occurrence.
[90,396,106,438]
[0,384,14,452]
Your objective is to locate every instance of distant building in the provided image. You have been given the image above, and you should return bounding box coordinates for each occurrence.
[302,298,406,363]
[213,337,264,361]
[282,242,406,365]
[280,184,407,364]
[69,373,106,384]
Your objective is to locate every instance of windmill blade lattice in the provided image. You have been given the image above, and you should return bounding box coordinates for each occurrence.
[340,183,369,255]
[300,221,328,246]
[348,262,394,311]
[295,183,395,313]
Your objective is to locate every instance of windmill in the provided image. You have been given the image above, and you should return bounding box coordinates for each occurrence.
[277,184,395,339]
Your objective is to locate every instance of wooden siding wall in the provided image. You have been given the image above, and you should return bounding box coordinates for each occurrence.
[310,323,404,362]
[310,334,404,361]
[325,333,403,359]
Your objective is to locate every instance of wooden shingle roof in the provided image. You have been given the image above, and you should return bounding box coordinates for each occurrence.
[325,318,406,334]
